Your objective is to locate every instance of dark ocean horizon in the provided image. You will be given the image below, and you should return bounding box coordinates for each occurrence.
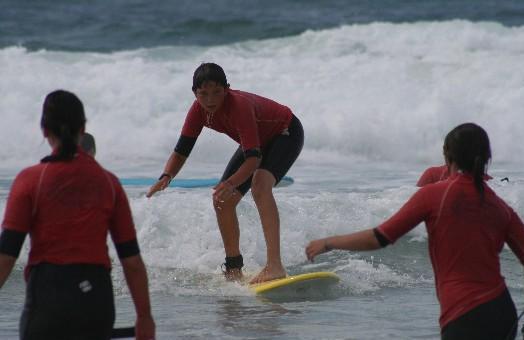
[2,0,524,52]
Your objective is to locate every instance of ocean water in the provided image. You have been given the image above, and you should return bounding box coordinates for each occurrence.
[1,1,524,339]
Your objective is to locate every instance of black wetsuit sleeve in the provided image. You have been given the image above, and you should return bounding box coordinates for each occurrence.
[0,229,27,258]
[373,228,390,248]
[243,148,261,159]
[115,238,140,259]
[174,135,197,157]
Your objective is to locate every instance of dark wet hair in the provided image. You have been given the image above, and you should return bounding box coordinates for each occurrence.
[191,63,229,92]
[40,90,86,163]
[443,123,491,196]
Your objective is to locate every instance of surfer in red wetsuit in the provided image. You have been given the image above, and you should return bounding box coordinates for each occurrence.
[0,90,155,340]
[306,123,524,340]
[147,63,304,284]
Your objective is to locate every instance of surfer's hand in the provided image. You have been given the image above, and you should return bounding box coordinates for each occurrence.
[146,177,171,198]
[306,238,332,262]
[213,180,236,205]
[136,314,155,340]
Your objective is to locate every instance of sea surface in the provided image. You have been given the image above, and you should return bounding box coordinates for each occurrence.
[1,1,524,339]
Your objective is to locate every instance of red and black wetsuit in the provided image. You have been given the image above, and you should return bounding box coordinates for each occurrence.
[175,89,303,194]
[376,173,524,338]
[0,149,139,339]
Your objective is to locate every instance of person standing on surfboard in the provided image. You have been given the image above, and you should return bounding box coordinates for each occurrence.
[147,63,304,284]
[306,123,524,340]
[0,90,155,340]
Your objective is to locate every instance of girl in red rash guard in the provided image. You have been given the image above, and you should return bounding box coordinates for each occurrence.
[0,90,155,340]
[147,63,304,284]
[306,123,524,340]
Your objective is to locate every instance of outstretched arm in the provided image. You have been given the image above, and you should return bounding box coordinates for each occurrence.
[120,254,155,340]
[305,228,383,262]
[147,152,187,197]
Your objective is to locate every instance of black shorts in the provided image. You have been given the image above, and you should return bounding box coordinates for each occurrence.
[221,114,304,195]
[20,263,115,340]
[441,288,517,340]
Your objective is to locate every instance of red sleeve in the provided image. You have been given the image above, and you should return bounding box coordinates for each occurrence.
[377,188,431,243]
[416,168,434,187]
[180,101,205,138]
[2,170,34,233]
[505,207,524,265]
[231,99,260,151]
[108,177,137,244]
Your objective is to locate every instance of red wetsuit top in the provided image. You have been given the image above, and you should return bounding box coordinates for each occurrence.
[417,165,450,187]
[417,165,492,187]
[377,173,524,328]
[1,150,137,271]
[181,89,293,151]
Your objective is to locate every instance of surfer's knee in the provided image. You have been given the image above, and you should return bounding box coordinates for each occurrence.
[251,176,274,203]
[212,195,238,213]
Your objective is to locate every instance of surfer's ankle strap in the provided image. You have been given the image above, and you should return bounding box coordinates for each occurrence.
[223,255,244,271]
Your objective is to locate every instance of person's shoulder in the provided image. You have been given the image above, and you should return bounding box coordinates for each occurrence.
[417,165,447,187]
[11,163,46,189]
[16,163,46,179]
[98,167,119,184]
[430,164,447,171]
[228,89,256,104]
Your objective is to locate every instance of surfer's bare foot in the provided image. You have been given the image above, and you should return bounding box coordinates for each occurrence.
[249,265,286,284]
[223,268,243,281]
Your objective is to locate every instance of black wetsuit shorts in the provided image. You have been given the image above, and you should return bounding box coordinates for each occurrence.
[220,114,304,195]
[441,288,517,340]
[20,263,115,340]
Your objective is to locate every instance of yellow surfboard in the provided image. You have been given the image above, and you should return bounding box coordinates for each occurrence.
[249,271,340,299]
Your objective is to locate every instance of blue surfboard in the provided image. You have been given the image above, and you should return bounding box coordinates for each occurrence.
[119,176,294,188]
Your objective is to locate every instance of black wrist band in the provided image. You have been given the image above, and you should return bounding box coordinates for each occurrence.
[158,173,172,181]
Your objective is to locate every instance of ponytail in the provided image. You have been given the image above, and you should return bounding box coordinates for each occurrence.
[472,155,486,197]
[40,90,86,163]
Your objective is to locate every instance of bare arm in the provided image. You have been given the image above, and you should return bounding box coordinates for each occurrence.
[147,152,187,198]
[305,228,382,262]
[120,255,155,340]
[0,254,16,288]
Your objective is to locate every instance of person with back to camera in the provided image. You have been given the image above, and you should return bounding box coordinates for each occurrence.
[306,123,524,340]
[147,63,304,284]
[0,90,155,340]
[80,131,96,157]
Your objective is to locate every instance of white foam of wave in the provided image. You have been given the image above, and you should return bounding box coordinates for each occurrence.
[3,171,524,295]
[119,185,427,294]
[1,20,524,171]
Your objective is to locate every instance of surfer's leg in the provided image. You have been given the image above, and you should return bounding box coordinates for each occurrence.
[214,193,243,270]
[249,170,287,284]
[249,115,304,284]
[216,147,252,280]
